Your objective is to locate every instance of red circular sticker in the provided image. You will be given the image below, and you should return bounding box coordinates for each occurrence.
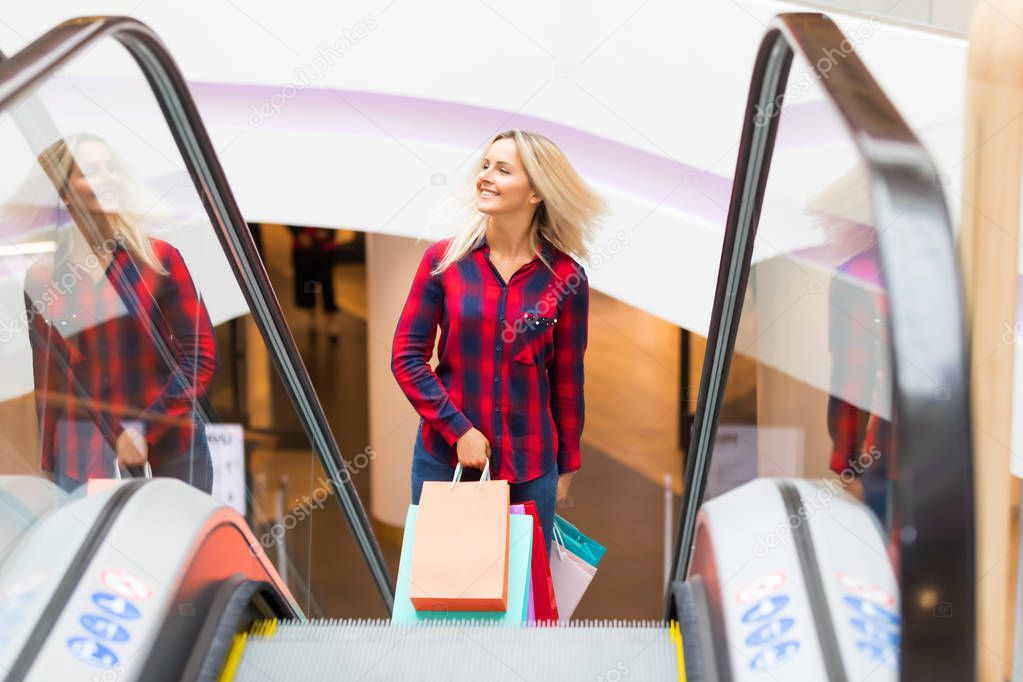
[735,572,787,604]
[101,569,153,601]
[836,572,895,607]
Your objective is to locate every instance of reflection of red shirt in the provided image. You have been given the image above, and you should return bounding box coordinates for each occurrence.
[25,239,217,480]
[826,245,894,478]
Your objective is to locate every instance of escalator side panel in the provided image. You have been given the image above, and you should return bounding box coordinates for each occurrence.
[688,478,828,680]
[792,478,900,678]
[22,479,296,681]
[0,481,141,680]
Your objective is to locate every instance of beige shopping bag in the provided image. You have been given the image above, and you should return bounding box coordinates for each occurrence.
[409,461,510,611]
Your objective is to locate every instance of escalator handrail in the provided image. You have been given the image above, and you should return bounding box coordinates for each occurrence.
[0,16,395,611]
[667,12,974,681]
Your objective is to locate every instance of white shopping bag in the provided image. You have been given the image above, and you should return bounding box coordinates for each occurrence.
[548,525,598,621]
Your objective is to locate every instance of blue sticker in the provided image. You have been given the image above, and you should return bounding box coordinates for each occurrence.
[745,617,795,647]
[750,640,800,671]
[741,595,790,624]
[855,639,898,665]
[91,592,140,621]
[848,617,899,646]
[843,596,899,626]
[80,614,130,643]
[67,637,119,668]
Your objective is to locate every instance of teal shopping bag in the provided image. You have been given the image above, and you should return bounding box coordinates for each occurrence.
[392,505,533,625]
[553,515,606,568]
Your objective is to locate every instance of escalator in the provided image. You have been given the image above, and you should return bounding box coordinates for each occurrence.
[0,12,973,682]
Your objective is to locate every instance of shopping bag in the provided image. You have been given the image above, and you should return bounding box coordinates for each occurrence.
[553,514,606,567]
[513,501,559,622]
[409,461,510,611]
[549,518,601,620]
[392,504,533,625]
[510,505,535,623]
[87,460,152,496]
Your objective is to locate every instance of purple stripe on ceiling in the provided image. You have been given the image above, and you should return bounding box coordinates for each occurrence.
[14,77,851,240]
[192,82,844,210]
[187,81,734,226]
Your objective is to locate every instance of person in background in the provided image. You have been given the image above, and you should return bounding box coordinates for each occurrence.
[391,129,605,551]
[288,225,341,341]
[24,133,218,493]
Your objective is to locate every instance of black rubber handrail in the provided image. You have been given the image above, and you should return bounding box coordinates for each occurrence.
[666,13,974,681]
[0,17,394,611]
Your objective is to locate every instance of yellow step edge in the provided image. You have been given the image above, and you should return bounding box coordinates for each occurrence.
[669,620,686,681]
[217,633,248,682]
[217,618,279,682]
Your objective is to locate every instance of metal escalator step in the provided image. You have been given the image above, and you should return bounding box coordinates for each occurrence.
[234,619,682,681]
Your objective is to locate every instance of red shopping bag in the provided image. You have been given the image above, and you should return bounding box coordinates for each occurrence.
[519,500,559,622]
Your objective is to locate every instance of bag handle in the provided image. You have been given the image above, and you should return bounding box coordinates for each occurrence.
[113,461,153,481]
[551,520,567,560]
[451,458,491,488]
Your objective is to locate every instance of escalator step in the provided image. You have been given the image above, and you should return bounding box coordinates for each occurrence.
[232,619,682,681]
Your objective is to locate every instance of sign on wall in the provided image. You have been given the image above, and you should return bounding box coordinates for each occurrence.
[207,424,246,516]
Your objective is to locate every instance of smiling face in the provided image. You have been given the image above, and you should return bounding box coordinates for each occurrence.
[66,139,121,216]
[476,137,541,216]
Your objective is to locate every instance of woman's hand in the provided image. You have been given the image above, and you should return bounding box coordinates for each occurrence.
[845,476,864,502]
[557,471,576,506]
[116,427,148,467]
[455,427,491,470]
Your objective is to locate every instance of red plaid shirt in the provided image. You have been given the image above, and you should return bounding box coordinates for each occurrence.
[826,245,894,478]
[391,235,588,482]
[25,238,217,480]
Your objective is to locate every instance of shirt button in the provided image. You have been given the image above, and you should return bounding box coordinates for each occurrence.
[493,377,499,383]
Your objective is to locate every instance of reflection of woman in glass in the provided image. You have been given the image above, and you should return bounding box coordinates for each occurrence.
[391,130,604,550]
[24,133,218,493]
[809,167,895,527]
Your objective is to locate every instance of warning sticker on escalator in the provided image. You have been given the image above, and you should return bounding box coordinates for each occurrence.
[101,569,153,602]
[735,571,787,604]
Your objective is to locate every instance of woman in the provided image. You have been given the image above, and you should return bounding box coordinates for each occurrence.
[391,130,605,550]
[24,134,218,493]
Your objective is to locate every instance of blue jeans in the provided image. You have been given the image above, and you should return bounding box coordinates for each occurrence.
[860,466,891,528]
[411,424,558,556]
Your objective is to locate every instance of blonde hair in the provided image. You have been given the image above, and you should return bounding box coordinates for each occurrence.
[432,130,606,275]
[36,133,166,273]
